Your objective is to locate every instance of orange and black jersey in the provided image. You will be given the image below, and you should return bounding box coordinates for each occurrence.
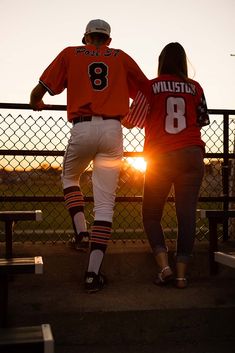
[39,44,147,122]
[125,74,210,154]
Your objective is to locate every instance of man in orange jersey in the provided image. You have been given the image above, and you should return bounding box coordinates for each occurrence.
[30,19,147,292]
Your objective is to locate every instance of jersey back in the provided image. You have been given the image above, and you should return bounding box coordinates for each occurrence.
[144,74,209,154]
[40,45,147,121]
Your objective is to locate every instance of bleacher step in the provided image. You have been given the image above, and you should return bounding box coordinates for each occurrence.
[0,324,54,353]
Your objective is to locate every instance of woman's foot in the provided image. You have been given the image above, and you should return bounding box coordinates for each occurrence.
[175,261,188,288]
[154,266,173,285]
[175,277,188,289]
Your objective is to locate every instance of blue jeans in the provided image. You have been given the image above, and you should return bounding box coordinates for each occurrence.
[143,146,204,263]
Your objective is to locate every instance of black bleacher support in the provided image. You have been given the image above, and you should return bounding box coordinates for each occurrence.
[0,210,43,258]
[199,209,235,274]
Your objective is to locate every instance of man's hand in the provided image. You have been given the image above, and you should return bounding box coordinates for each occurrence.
[30,83,47,111]
[30,99,47,111]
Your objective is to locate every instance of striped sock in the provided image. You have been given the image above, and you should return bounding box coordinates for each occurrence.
[64,186,86,235]
[87,220,112,274]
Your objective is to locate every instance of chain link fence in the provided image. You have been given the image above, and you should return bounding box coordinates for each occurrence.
[1,104,235,244]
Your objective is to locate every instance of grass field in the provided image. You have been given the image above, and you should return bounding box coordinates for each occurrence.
[0,169,226,243]
[0,197,225,243]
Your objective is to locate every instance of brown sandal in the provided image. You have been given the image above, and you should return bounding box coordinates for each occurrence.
[154,266,173,286]
[175,277,188,289]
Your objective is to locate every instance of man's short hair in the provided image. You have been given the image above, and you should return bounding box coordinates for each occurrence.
[84,32,109,45]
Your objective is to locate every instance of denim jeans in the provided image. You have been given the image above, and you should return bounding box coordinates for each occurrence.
[143,146,204,263]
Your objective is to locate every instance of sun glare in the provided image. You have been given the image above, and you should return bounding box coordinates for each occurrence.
[127,157,147,172]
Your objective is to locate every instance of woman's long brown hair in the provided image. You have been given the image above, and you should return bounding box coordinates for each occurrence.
[158,42,188,81]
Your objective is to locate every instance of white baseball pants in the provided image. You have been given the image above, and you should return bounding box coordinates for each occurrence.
[62,116,123,223]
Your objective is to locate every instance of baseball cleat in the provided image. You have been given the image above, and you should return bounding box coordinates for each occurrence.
[68,231,90,251]
[84,271,107,293]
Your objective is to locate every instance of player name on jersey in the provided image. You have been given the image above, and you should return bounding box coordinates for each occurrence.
[76,47,120,57]
[152,81,196,95]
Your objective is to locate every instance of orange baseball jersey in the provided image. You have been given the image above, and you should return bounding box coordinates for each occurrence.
[125,74,210,154]
[39,45,147,122]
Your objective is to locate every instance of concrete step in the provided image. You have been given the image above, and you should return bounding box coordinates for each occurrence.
[54,340,235,353]
[2,241,235,352]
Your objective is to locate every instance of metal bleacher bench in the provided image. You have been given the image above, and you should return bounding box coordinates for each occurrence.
[0,210,53,351]
[0,210,44,328]
[0,323,54,353]
[0,210,43,258]
[199,209,235,274]
[0,256,43,275]
[0,257,44,327]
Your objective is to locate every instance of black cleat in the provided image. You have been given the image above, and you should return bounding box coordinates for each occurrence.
[68,231,89,251]
[84,271,106,293]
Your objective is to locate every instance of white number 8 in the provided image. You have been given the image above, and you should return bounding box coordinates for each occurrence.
[165,97,186,134]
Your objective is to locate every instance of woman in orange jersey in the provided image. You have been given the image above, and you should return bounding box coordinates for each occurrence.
[125,42,210,288]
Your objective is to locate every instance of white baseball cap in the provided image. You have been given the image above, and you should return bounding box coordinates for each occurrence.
[82,19,111,44]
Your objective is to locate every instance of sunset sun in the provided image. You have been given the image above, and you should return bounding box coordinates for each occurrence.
[126,157,147,172]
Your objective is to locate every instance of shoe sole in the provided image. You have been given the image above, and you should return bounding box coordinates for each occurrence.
[86,287,103,293]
